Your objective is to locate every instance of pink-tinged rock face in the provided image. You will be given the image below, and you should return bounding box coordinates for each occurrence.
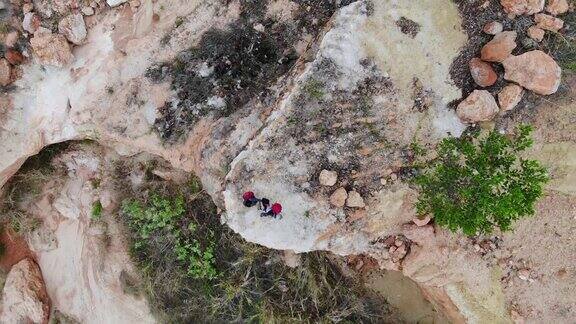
[546,0,569,15]
[481,31,517,63]
[500,0,544,16]
[469,58,498,87]
[30,33,73,67]
[535,13,564,32]
[456,90,500,123]
[503,50,561,95]
[498,83,524,111]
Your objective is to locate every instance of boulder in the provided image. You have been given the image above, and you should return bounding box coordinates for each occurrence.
[0,259,50,324]
[498,84,524,111]
[546,0,569,15]
[346,190,365,208]
[5,50,24,65]
[480,31,517,63]
[500,0,544,16]
[330,187,348,207]
[0,58,11,87]
[503,50,561,95]
[456,90,500,123]
[30,32,73,67]
[469,58,497,87]
[22,12,41,34]
[58,13,87,45]
[527,26,545,42]
[535,13,564,32]
[483,21,503,35]
[319,169,338,186]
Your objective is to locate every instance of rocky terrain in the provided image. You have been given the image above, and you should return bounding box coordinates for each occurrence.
[0,0,575,323]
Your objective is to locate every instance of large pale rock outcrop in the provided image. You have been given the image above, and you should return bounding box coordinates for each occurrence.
[0,259,50,324]
[503,50,561,95]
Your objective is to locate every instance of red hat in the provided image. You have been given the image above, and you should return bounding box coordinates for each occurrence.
[271,203,282,215]
[243,191,255,200]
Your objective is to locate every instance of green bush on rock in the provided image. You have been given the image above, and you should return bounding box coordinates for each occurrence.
[415,125,548,236]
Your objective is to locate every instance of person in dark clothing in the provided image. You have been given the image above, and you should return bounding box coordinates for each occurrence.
[260,201,282,219]
[242,191,260,208]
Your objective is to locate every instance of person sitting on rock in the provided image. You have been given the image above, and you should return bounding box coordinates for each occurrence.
[260,200,282,219]
[242,191,260,208]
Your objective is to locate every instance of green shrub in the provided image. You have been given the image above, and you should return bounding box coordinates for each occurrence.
[121,193,217,280]
[415,125,548,236]
[91,201,103,220]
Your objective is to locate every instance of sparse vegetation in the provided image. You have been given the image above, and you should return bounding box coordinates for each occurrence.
[91,201,103,220]
[118,173,389,323]
[303,79,325,100]
[414,125,548,236]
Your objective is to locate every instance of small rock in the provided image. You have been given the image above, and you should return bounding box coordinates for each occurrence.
[483,21,503,35]
[107,0,127,6]
[481,31,517,63]
[30,32,73,67]
[253,23,265,32]
[5,50,24,65]
[129,0,140,7]
[413,214,432,226]
[389,173,397,181]
[22,3,33,12]
[153,13,160,22]
[383,236,396,247]
[546,0,569,15]
[330,187,348,207]
[498,84,524,111]
[347,209,366,222]
[58,13,87,45]
[346,190,365,208]
[525,0,545,14]
[456,90,500,123]
[380,178,387,185]
[555,268,568,279]
[22,12,41,34]
[282,250,301,268]
[0,1,5,9]
[503,50,561,95]
[534,13,564,32]
[5,31,19,48]
[319,169,338,186]
[391,244,408,262]
[81,6,94,15]
[469,58,498,87]
[518,268,530,280]
[394,239,404,247]
[0,58,11,86]
[527,26,545,42]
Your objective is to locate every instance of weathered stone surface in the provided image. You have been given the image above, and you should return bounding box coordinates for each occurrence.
[535,13,564,32]
[22,12,41,34]
[30,32,73,67]
[527,26,545,42]
[58,13,87,45]
[481,31,517,63]
[503,50,561,95]
[469,58,497,87]
[0,58,11,87]
[0,259,50,324]
[319,169,338,186]
[346,190,365,208]
[330,187,348,207]
[498,84,524,111]
[483,21,503,35]
[546,0,569,15]
[456,90,499,123]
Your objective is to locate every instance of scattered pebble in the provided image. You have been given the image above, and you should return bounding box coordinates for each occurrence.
[330,187,347,207]
[469,57,498,87]
[481,31,517,63]
[498,84,524,111]
[319,169,338,186]
[527,26,545,42]
[457,90,499,123]
[546,0,569,15]
[483,21,503,35]
[0,58,11,86]
[346,190,365,208]
[535,13,564,32]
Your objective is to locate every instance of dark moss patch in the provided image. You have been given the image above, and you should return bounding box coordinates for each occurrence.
[148,0,357,142]
[395,17,420,38]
